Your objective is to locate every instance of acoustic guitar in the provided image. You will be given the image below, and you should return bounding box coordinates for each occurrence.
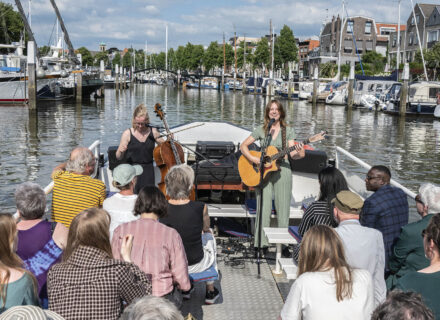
[238,131,327,187]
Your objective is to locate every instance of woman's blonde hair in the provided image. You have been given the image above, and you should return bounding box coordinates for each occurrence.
[132,104,150,129]
[298,225,353,302]
[0,214,38,307]
[264,99,286,132]
[63,208,113,261]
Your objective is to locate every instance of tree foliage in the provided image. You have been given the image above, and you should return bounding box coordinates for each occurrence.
[76,47,93,66]
[112,52,121,67]
[203,41,221,72]
[253,37,270,70]
[93,51,109,67]
[0,3,24,45]
[277,25,298,65]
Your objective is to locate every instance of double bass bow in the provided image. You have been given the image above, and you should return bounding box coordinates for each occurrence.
[152,103,195,200]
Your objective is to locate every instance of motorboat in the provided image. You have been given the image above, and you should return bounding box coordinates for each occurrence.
[325,81,348,105]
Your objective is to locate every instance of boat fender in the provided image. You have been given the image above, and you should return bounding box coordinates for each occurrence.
[434,105,440,118]
[36,68,46,79]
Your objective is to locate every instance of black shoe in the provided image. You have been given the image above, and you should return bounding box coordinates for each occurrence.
[182,284,194,300]
[282,246,292,258]
[205,287,220,304]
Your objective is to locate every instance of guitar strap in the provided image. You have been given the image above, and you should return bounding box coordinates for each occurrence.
[281,126,286,152]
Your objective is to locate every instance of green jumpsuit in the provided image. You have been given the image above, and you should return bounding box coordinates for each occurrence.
[251,125,295,248]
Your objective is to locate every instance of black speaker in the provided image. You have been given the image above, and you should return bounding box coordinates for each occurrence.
[290,149,327,174]
[107,146,126,171]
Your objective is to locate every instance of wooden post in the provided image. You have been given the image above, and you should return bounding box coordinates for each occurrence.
[115,64,119,90]
[233,71,236,92]
[287,65,292,99]
[76,72,82,102]
[27,41,37,109]
[268,70,272,97]
[221,70,225,92]
[254,70,257,94]
[347,65,355,109]
[198,76,201,91]
[399,63,409,117]
[123,68,127,89]
[242,70,246,92]
[312,67,318,106]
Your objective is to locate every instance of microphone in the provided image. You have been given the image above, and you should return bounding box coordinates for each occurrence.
[268,118,275,129]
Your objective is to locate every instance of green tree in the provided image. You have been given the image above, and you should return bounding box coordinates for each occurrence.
[277,25,298,69]
[93,51,109,67]
[0,3,24,46]
[204,41,221,73]
[122,49,133,68]
[175,45,186,70]
[319,62,337,78]
[155,52,166,69]
[167,48,176,71]
[425,43,440,80]
[252,37,270,70]
[112,52,121,67]
[39,45,51,56]
[361,51,386,74]
[191,44,204,71]
[224,43,234,68]
[76,47,93,66]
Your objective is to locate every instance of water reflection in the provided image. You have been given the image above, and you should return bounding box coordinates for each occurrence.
[0,85,439,213]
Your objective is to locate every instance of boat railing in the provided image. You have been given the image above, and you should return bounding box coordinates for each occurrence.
[43,140,101,195]
[335,146,416,200]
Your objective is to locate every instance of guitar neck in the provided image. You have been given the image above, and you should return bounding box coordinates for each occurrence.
[270,138,311,161]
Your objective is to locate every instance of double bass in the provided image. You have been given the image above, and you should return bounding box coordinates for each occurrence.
[153,103,195,199]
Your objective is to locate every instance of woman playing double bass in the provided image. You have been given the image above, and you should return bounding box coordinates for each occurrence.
[116,104,165,194]
[240,99,305,250]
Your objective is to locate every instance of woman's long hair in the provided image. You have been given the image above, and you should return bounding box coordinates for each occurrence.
[63,208,113,261]
[263,99,287,132]
[131,104,150,129]
[318,166,349,226]
[298,225,353,302]
[0,214,37,308]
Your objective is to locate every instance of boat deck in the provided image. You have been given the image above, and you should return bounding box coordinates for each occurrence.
[181,239,292,320]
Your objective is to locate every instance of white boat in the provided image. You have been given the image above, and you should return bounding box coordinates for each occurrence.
[325,81,348,105]
[298,82,314,100]
[353,80,399,106]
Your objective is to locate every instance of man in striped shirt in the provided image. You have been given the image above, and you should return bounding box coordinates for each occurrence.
[51,147,106,227]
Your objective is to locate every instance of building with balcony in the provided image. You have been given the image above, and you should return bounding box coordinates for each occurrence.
[298,39,319,78]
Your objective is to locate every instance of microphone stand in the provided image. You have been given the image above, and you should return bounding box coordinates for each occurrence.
[256,127,273,277]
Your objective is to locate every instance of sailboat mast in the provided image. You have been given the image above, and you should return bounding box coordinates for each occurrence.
[49,0,79,65]
[397,0,401,80]
[165,25,168,81]
[14,0,39,58]
[409,0,428,81]
[337,0,345,81]
[223,33,226,73]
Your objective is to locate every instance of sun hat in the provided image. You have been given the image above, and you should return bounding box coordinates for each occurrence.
[0,305,64,320]
[113,164,143,186]
[331,190,364,214]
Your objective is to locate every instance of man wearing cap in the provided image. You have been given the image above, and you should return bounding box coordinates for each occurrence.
[103,164,143,238]
[333,190,386,307]
[360,165,408,273]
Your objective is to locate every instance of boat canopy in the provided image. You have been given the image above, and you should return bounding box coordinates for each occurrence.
[355,71,398,81]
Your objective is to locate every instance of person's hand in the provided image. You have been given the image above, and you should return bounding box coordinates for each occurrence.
[121,234,134,263]
[252,156,261,165]
[294,142,305,152]
[118,144,128,153]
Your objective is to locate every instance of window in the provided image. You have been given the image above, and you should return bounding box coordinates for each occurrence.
[416,14,420,24]
[347,20,354,33]
[409,33,414,45]
[376,84,383,93]
[414,34,418,45]
[429,88,440,99]
[411,16,414,25]
[392,35,396,47]
[428,30,438,42]
[366,40,373,51]
[365,21,372,34]
[357,82,364,91]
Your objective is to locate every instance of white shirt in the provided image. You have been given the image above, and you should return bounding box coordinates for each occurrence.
[280,269,374,320]
[335,219,386,306]
[103,193,139,239]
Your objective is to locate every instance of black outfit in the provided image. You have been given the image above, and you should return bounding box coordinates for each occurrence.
[161,201,204,266]
[126,128,156,194]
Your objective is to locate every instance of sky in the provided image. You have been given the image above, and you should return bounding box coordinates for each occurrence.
[5,0,440,52]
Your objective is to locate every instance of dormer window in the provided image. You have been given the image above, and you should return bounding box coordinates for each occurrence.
[365,21,372,34]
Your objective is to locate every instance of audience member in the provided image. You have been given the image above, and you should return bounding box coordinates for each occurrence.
[47,208,151,320]
[395,213,440,319]
[0,214,39,313]
[371,290,434,320]
[280,225,374,320]
[103,164,142,238]
[51,147,106,228]
[160,164,219,304]
[112,186,190,308]
[14,182,68,307]
[387,183,440,289]
[292,166,349,262]
[360,165,408,271]
[0,305,64,320]
[333,190,386,307]
[120,296,184,320]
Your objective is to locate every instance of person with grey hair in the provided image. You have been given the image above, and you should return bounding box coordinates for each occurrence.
[371,291,434,320]
[50,147,106,228]
[15,182,68,308]
[387,183,440,289]
[120,296,184,320]
[161,164,220,305]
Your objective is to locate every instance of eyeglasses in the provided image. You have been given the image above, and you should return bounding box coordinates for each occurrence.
[415,195,424,204]
[134,122,148,126]
[366,175,381,180]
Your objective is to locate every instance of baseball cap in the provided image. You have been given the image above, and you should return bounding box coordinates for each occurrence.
[113,164,143,186]
[331,190,364,214]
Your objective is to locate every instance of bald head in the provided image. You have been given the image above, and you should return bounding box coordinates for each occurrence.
[66,147,95,175]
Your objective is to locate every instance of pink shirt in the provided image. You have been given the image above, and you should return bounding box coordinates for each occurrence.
[111,218,191,296]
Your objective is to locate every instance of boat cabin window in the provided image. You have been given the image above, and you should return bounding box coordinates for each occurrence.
[376,84,383,93]
[409,88,417,98]
[357,82,364,91]
[324,83,331,91]
[368,84,375,92]
[429,87,440,99]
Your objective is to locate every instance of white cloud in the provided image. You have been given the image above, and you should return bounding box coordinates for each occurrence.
[144,5,159,14]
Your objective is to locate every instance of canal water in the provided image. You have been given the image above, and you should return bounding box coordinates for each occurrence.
[1,84,440,213]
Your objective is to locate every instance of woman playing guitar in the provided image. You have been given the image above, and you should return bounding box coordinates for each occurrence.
[240,99,305,250]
